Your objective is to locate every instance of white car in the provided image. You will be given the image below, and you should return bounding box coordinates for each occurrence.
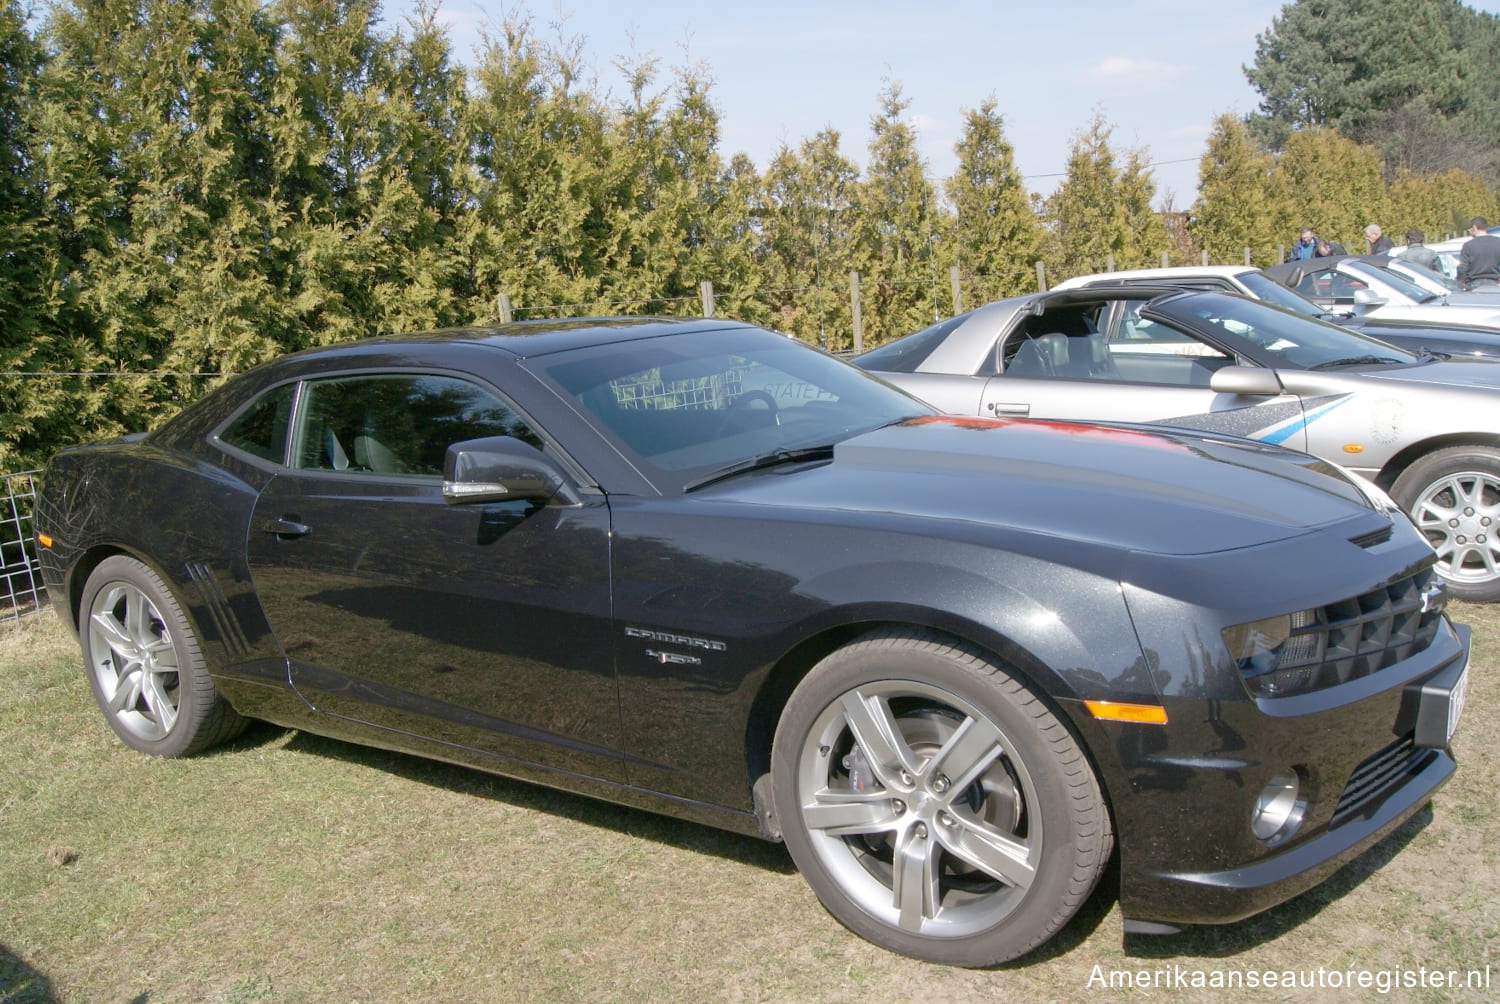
[1052,265,1500,358]
[1376,255,1500,305]
[1262,257,1500,329]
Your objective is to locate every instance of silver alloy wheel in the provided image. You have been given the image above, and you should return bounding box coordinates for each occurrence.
[1410,469,1500,587]
[87,580,182,742]
[793,679,1040,939]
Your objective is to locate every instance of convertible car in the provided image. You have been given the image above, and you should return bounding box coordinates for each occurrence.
[855,288,1500,602]
[36,318,1467,967]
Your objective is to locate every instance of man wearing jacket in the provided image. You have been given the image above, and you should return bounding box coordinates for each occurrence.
[1457,217,1500,289]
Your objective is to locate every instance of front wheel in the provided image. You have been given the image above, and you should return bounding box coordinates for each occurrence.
[79,555,247,757]
[1392,446,1500,602]
[770,629,1111,966]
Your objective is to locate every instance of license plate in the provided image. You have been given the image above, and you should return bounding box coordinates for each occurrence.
[1411,638,1469,750]
[1447,660,1468,744]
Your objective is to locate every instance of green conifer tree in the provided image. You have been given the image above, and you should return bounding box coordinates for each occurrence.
[860,81,942,344]
[942,100,1043,302]
[1190,114,1289,266]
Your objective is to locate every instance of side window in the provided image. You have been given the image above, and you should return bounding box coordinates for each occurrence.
[294,374,543,477]
[1099,304,1233,386]
[219,383,295,463]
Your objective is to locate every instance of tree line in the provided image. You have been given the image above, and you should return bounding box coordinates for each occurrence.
[1,0,1497,471]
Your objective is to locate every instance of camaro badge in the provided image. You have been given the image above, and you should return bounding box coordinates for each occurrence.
[1420,579,1447,615]
[624,625,727,653]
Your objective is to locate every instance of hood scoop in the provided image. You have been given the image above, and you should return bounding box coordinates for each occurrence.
[1349,524,1394,549]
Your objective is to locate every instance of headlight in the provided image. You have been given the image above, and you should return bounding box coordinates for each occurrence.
[1222,609,1321,680]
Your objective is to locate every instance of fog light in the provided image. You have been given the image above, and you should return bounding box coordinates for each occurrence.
[1251,772,1306,845]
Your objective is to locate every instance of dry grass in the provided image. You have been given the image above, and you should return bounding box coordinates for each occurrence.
[1,605,1496,1003]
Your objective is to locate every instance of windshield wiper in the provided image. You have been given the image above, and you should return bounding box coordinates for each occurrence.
[683,444,836,492]
[1310,355,1405,370]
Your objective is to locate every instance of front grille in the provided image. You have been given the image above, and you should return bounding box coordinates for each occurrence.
[1330,734,1435,828]
[1242,568,1445,698]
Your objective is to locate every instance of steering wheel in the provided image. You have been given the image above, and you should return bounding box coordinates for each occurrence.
[718,390,779,434]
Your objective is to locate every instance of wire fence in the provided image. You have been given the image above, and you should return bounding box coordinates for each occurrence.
[2,471,45,626]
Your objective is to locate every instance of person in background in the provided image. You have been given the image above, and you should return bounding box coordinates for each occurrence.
[1365,224,1393,254]
[1457,217,1500,289]
[1400,229,1441,272]
[1286,227,1318,261]
[1315,237,1346,257]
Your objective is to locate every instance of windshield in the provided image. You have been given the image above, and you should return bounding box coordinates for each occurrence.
[529,325,931,493]
[1237,272,1325,315]
[1149,292,1420,370]
[1386,258,1461,293]
[1347,260,1432,302]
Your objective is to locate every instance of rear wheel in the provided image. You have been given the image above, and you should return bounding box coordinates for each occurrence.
[79,555,247,757]
[770,628,1111,966]
[1392,446,1500,602]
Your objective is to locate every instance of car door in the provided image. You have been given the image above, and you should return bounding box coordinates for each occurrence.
[980,301,1309,450]
[245,371,625,781]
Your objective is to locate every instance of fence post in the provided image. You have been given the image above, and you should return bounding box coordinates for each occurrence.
[700,280,716,318]
[949,265,962,315]
[1244,247,1252,267]
[1106,253,1115,272]
[849,271,864,352]
[496,293,513,324]
[1278,245,1285,263]
[1035,261,1047,292]
[1160,251,1169,268]
[1201,250,1209,266]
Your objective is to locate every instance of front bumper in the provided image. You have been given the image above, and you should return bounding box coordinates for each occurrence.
[1113,623,1467,928]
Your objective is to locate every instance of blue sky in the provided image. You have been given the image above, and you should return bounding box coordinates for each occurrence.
[382,1,1500,208]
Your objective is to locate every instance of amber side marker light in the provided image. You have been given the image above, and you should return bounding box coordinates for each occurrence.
[36,533,52,548]
[1084,700,1168,725]
[1342,444,1364,454]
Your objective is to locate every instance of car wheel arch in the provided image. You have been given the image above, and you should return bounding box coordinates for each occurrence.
[1374,431,1500,493]
[743,614,1123,841]
[66,543,162,633]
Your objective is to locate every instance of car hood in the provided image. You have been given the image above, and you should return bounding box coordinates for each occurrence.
[1349,356,1500,390]
[714,416,1387,557]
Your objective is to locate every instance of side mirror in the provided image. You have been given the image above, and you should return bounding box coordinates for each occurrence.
[1210,366,1283,397]
[442,436,578,505]
[1352,288,1388,307]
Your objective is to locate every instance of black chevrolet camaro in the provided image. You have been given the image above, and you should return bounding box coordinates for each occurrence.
[35,318,1468,966]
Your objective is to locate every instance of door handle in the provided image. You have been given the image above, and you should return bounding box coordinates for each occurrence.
[988,402,1030,416]
[262,516,310,539]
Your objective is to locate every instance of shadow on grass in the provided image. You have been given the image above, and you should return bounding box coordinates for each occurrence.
[1122,804,1433,960]
[0,945,59,1004]
[257,723,797,875]
[193,720,1439,967]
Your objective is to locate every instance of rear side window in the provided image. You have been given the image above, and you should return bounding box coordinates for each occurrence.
[219,383,295,462]
[293,374,543,477]
[854,313,970,373]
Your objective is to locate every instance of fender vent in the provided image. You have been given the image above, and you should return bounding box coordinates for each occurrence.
[186,563,249,658]
[1349,525,1393,549]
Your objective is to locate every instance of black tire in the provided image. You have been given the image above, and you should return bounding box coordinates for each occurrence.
[1391,446,1500,603]
[770,628,1111,967]
[78,555,247,757]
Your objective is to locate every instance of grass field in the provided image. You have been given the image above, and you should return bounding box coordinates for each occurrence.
[1,606,1496,1003]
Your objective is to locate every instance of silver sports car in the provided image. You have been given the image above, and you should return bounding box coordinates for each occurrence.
[854,286,1500,601]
